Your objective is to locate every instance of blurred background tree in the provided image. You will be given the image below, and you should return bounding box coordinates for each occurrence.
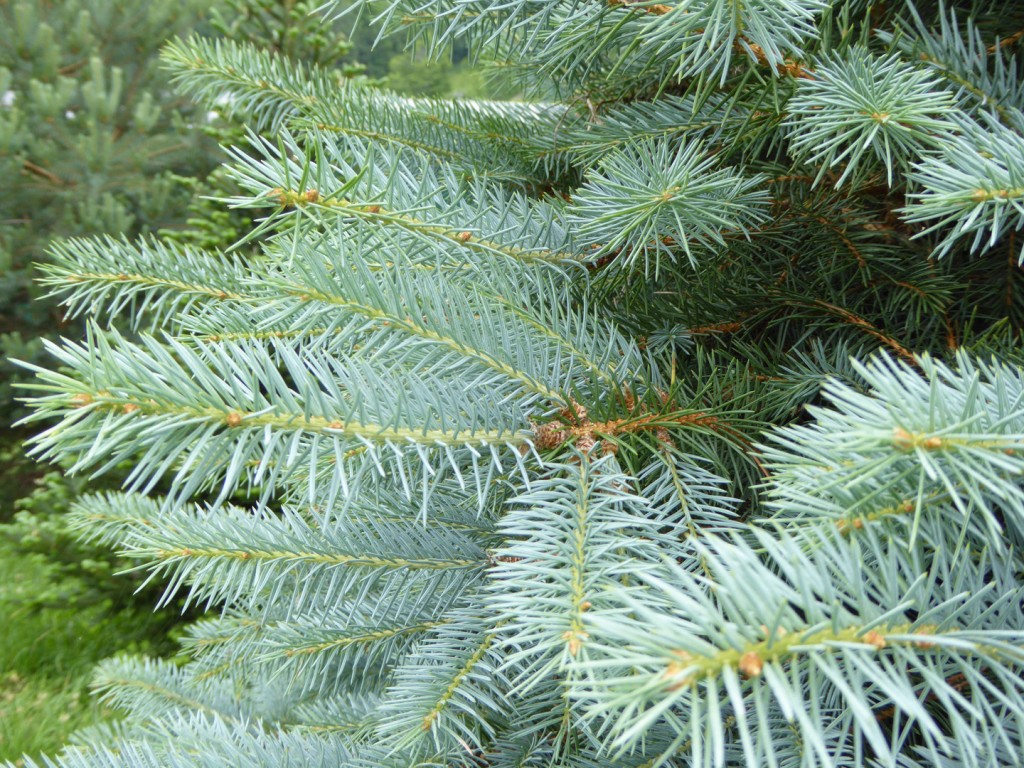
[0,0,222,429]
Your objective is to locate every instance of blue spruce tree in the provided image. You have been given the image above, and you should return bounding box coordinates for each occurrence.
[14,1,1024,766]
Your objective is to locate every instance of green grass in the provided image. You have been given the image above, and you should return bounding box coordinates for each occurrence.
[0,537,175,764]
[0,541,107,764]
[0,672,112,767]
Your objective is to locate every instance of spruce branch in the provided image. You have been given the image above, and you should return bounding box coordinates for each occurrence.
[572,139,770,273]
[20,328,535,506]
[375,609,508,756]
[224,132,579,266]
[903,111,1024,260]
[882,1,1024,128]
[162,36,569,185]
[762,351,1024,548]
[573,529,1024,767]
[785,47,957,188]
[39,236,253,331]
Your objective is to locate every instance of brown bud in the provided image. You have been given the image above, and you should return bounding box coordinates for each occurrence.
[664,666,694,692]
[122,403,140,414]
[562,399,588,423]
[862,630,886,649]
[421,712,437,732]
[913,626,937,648]
[301,189,320,203]
[622,385,635,411]
[892,427,914,449]
[533,421,568,450]
[738,651,763,678]
[562,629,589,656]
[456,231,472,243]
[923,436,942,450]
[70,393,93,407]
[225,412,243,428]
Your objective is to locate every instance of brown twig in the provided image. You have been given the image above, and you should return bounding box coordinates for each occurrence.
[987,29,1024,53]
[810,299,919,366]
[533,397,739,456]
[811,213,868,269]
[21,159,65,186]
[689,321,743,334]
[57,59,88,76]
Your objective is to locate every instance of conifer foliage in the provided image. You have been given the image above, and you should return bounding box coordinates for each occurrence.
[13,1,1024,766]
